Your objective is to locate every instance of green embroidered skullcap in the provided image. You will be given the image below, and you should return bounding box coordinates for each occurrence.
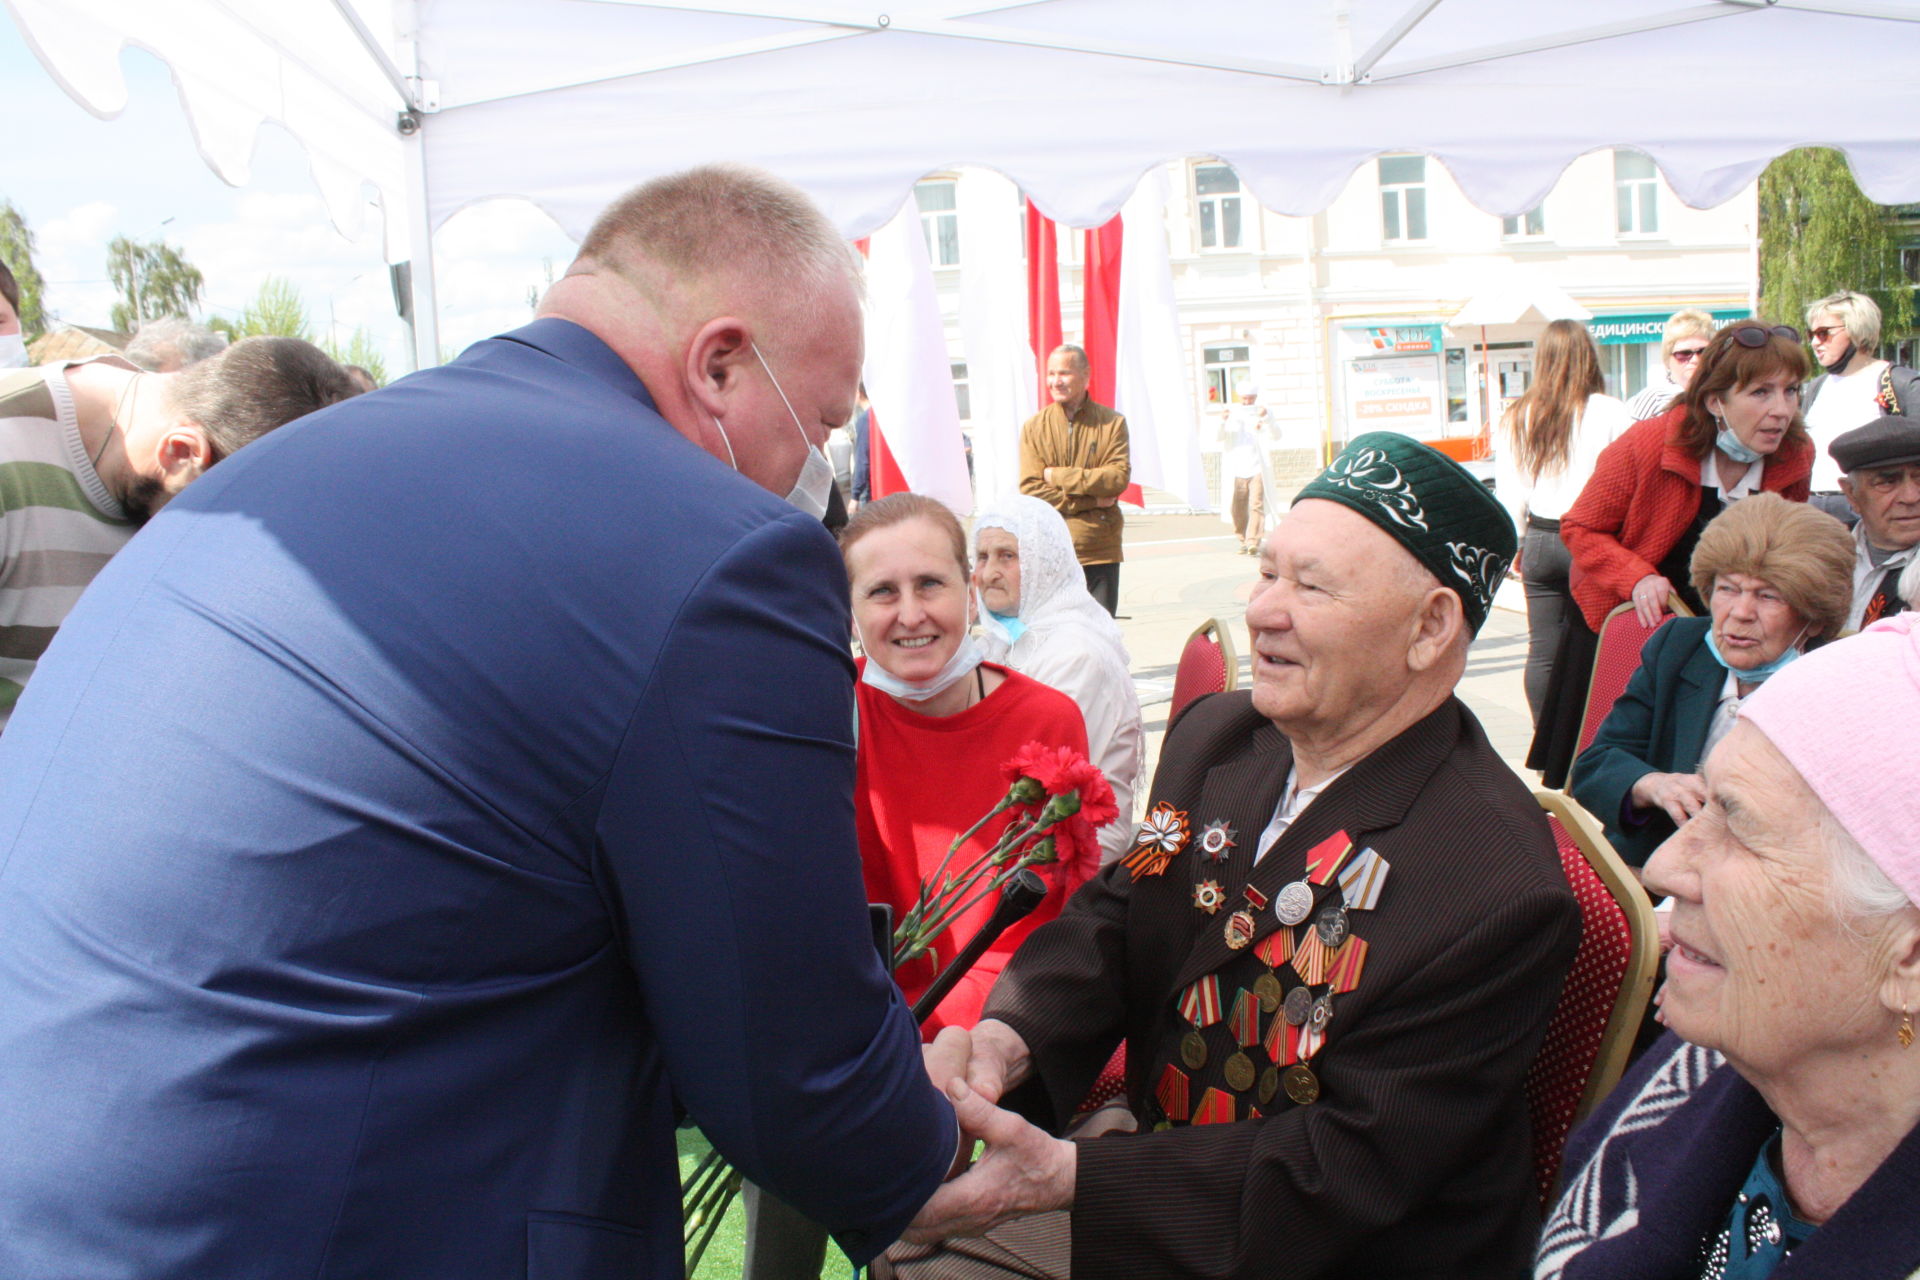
[1292,431,1515,635]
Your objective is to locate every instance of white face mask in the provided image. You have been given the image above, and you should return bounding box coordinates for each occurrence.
[0,333,28,369]
[856,627,986,703]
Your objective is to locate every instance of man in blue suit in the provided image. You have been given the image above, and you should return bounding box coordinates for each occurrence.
[0,166,957,1278]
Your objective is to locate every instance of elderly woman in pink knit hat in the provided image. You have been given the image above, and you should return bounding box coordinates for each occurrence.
[1538,614,1920,1280]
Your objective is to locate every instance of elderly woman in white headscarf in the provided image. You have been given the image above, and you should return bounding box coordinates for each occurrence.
[973,494,1145,862]
[1538,613,1920,1280]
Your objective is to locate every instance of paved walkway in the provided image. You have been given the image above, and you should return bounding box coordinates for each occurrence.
[1107,511,1536,805]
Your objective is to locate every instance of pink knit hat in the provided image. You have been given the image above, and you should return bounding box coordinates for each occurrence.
[1740,612,1920,908]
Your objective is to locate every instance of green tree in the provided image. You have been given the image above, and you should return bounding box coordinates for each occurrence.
[0,201,50,338]
[106,236,205,332]
[233,276,313,342]
[1758,147,1914,346]
[323,327,388,387]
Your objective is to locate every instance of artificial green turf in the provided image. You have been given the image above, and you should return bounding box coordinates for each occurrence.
[678,1128,748,1278]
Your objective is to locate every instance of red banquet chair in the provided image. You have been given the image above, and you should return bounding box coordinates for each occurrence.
[1574,594,1692,760]
[1524,788,1660,1209]
[1168,616,1238,726]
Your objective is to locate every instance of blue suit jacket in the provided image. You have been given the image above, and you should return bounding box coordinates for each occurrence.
[0,320,953,1278]
[1568,616,1719,867]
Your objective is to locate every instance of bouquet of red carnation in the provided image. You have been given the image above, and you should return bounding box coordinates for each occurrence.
[891,741,1117,970]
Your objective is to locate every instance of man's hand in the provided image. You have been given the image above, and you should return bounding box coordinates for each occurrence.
[1094,495,1118,508]
[1629,574,1674,629]
[900,1080,1077,1243]
[963,1019,1031,1104]
[1043,467,1057,486]
[1630,770,1707,828]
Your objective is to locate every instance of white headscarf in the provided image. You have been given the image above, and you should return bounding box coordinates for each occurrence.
[974,495,1145,861]
[975,495,1131,669]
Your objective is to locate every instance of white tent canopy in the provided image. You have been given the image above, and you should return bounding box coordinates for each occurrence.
[12,0,1920,365]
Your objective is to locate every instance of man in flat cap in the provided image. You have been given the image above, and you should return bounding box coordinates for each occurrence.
[888,432,1580,1280]
[1832,415,1920,630]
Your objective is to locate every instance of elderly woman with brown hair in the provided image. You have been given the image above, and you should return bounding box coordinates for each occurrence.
[1570,494,1854,867]
[1539,614,1920,1280]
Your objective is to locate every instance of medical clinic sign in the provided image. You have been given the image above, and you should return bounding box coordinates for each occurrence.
[1589,308,1747,345]
[1341,325,1444,435]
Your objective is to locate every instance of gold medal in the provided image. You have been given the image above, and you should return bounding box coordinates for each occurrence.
[1253,971,1283,1014]
[1223,909,1256,949]
[1181,1031,1209,1070]
[1258,1065,1280,1106]
[1223,1050,1256,1092]
[1282,1063,1320,1105]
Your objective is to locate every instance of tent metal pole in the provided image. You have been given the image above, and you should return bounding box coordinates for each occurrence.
[326,0,417,110]
[403,122,440,371]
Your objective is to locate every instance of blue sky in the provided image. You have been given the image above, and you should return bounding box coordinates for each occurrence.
[2,13,577,372]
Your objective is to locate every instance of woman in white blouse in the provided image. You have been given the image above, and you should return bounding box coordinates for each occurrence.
[973,494,1145,862]
[1495,319,1633,727]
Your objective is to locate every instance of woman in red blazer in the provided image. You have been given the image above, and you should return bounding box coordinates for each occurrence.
[1529,322,1813,783]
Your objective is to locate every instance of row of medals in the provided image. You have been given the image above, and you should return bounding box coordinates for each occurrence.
[1181,880,1350,1111]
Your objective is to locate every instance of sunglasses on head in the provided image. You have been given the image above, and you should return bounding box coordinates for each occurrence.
[1808,325,1848,343]
[1727,324,1799,349]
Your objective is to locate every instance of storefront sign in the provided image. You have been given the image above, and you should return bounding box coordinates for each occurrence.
[1344,324,1444,355]
[1346,354,1443,433]
[1589,308,1747,345]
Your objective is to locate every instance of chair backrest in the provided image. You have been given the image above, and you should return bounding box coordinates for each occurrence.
[1575,594,1691,759]
[1169,616,1237,725]
[1523,789,1661,1209]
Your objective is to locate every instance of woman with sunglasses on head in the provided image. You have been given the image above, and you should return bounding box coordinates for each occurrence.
[1529,322,1814,786]
[1802,291,1920,524]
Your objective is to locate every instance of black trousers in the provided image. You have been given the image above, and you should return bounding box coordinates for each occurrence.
[1083,562,1119,616]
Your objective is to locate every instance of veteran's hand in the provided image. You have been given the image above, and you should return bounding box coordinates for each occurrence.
[924,1026,972,1091]
[900,1080,1077,1243]
[1630,574,1674,629]
[963,1019,1031,1105]
[1631,770,1707,828]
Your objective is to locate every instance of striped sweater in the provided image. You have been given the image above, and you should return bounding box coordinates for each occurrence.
[0,363,134,728]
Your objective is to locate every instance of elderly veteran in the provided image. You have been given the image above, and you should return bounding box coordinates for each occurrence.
[1571,494,1854,868]
[1539,614,1920,1280]
[1830,415,1920,631]
[885,432,1581,1280]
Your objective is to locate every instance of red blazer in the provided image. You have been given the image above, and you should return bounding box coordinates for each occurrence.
[1562,408,1813,631]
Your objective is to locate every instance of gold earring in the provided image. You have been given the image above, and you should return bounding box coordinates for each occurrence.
[1900,1006,1914,1051]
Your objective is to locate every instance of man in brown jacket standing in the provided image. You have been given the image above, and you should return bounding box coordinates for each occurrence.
[1018,344,1130,615]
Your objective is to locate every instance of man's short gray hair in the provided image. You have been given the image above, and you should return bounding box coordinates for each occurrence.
[127,318,229,372]
[1051,343,1090,374]
[575,165,859,346]
[166,336,359,459]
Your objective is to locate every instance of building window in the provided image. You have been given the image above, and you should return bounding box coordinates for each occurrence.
[915,179,960,266]
[1202,343,1252,406]
[1379,155,1428,243]
[1614,151,1660,235]
[1502,206,1546,239]
[950,360,971,421]
[1194,163,1244,251]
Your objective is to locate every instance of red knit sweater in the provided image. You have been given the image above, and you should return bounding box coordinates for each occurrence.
[1562,408,1812,631]
[855,661,1094,1037]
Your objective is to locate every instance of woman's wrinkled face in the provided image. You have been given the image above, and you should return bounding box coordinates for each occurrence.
[1709,572,1808,670]
[848,517,970,683]
[1707,371,1800,458]
[1644,723,1896,1074]
[974,527,1023,616]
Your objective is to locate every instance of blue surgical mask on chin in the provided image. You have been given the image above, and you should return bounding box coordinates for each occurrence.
[1715,424,1765,466]
[702,342,837,521]
[858,630,986,703]
[975,587,1026,647]
[1705,626,1807,685]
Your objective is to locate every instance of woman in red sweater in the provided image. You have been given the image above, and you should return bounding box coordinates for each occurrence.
[841,493,1099,1035]
[1529,321,1814,784]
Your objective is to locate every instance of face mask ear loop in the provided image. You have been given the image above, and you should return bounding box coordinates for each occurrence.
[750,342,808,438]
[706,409,739,471]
